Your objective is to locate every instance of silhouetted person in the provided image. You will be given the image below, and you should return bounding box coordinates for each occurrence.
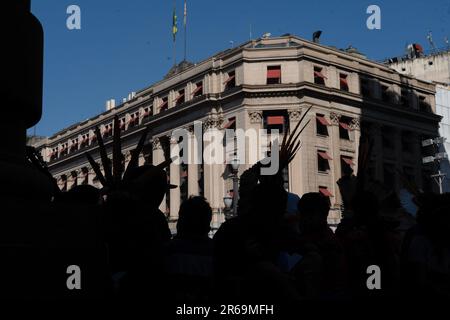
[0,1,112,299]
[104,164,174,297]
[214,163,300,302]
[401,193,450,300]
[54,184,102,206]
[336,191,400,299]
[290,193,347,300]
[163,196,214,302]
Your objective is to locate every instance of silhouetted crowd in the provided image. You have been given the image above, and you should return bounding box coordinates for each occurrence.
[4,158,448,304]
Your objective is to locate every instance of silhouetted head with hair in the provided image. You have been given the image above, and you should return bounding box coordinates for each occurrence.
[54,185,101,205]
[176,196,212,239]
[123,164,176,208]
[297,192,330,232]
[352,191,380,225]
[249,180,288,229]
[67,185,101,205]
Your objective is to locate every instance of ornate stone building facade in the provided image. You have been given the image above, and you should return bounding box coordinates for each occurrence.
[34,35,440,228]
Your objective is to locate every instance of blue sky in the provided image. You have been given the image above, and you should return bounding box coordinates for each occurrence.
[30,0,450,136]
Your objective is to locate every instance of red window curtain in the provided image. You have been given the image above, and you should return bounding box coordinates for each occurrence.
[314,70,327,79]
[223,119,236,129]
[316,116,331,126]
[192,85,203,96]
[174,93,185,103]
[159,100,168,110]
[267,68,281,79]
[339,122,351,131]
[319,187,333,197]
[318,151,333,160]
[342,157,354,166]
[267,116,284,125]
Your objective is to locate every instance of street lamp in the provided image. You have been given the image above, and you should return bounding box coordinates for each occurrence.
[223,196,233,209]
[230,158,240,172]
[223,158,240,218]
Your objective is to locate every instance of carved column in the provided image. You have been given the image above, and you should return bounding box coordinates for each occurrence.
[152,138,167,213]
[350,117,361,174]
[329,112,342,206]
[187,129,199,196]
[246,110,263,170]
[287,108,304,195]
[203,108,226,213]
[169,138,181,221]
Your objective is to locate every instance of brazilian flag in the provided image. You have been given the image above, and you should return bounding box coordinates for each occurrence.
[172,7,178,42]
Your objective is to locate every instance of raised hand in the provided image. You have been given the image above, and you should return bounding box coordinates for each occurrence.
[279,105,312,170]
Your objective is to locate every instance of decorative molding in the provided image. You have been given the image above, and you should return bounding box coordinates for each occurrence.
[329,112,341,125]
[248,110,263,124]
[349,117,361,130]
[288,109,302,122]
[203,107,224,130]
[152,138,161,150]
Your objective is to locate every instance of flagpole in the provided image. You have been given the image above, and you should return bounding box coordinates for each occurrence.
[173,0,177,66]
[183,0,187,62]
[173,35,176,66]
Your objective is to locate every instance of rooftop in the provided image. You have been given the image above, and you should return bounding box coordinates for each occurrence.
[45,34,419,140]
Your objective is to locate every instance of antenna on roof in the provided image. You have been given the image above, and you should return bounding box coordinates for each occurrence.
[427,31,437,53]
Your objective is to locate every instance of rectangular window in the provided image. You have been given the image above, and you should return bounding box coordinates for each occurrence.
[267,65,281,84]
[159,97,168,111]
[119,118,126,131]
[142,107,151,119]
[317,150,332,172]
[224,71,236,90]
[339,116,352,140]
[69,139,78,152]
[80,134,89,148]
[339,73,349,91]
[128,112,139,128]
[60,143,68,156]
[263,111,288,134]
[316,114,330,136]
[174,89,185,106]
[341,156,354,176]
[314,66,326,85]
[50,148,58,160]
[90,133,97,144]
[103,123,113,138]
[223,117,236,130]
[192,82,203,97]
